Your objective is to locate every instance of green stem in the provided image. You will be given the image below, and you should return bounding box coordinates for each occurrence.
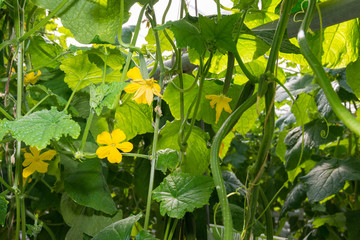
[183,54,213,144]
[26,210,56,240]
[0,0,70,51]
[233,51,257,83]
[0,104,14,120]
[298,0,360,136]
[167,218,178,240]
[223,52,234,95]
[210,94,257,240]
[143,6,166,230]
[0,175,14,193]
[79,109,94,154]
[259,187,273,240]
[24,94,51,116]
[63,79,82,112]
[163,218,172,240]
[215,0,221,21]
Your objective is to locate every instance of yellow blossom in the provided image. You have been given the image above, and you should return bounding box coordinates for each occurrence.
[124,67,162,106]
[205,94,233,124]
[22,147,56,178]
[96,129,133,164]
[24,70,41,85]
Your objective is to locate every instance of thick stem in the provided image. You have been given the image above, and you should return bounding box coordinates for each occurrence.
[79,109,94,154]
[210,94,257,240]
[297,0,360,136]
[143,6,166,230]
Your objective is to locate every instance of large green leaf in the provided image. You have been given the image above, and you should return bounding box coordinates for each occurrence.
[0,195,8,226]
[27,36,62,69]
[32,0,137,43]
[346,57,360,99]
[312,213,346,229]
[234,97,264,136]
[64,158,117,215]
[157,121,210,175]
[145,28,174,52]
[275,75,314,102]
[308,19,360,69]
[60,53,103,90]
[114,101,153,141]
[284,120,343,170]
[291,93,317,125]
[162,19,206,54]
[135,230,159,240]
[152,172,214,219]
[301,158,360,202]
[10,107,80,150]
[279,183,307,218]
[60,193,123,240]
[92,213,142,240]
[236,34,270,63]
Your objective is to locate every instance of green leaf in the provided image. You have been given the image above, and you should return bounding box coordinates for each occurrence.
[114,101,153,141]
[135,230,159,240]
[90,82,128,115]
[163,19,206,54]
[222,171,246,196]
[284,120,343,170]
[301,158,360,202]
[236,34,270,63]
[244,10,279,29]
[156,149,179,174]
[145,28,174,52]
[261,0,282,12]
[233,0,256,10]
[33,0,137,43]
[163,75,243,126]
[60,53,103,90]
[308,19,360,69]
[157,121,210,175]
[152,172,214,219]
[92,213,142,240]
[291,93,317,125]
[346,57,360,99]
[312,212,346,229]
[10,107,80,150]
[0,195,8,226]
[275,130,289,164]
[61,193,123,239]
[234,97,264,136]
[253,29,300,54]
[279,183,306,218]
[27,36,62,69]
[0,119,10,141]
[64,158,117,215]
[275,75,314,102]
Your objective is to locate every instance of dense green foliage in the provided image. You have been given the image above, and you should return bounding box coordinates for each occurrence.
[0,0,360,239]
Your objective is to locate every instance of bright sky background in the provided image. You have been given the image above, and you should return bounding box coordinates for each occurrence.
[125,0,234,46]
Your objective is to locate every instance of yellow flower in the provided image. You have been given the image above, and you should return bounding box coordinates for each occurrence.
[205,94,233,124]
[22,147,56,178]
[24,70,41,85]
[96,129,133,164]
[124,67,162,106]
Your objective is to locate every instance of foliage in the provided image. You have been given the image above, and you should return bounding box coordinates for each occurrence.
[0,0,360,239]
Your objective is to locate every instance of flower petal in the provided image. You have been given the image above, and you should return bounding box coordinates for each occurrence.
[107,148,123,163]
[97,131,112,145]
[96,146,113,159]
[29,146,40,158]
[39,150,56,161]
[132,86,146,100]
[116,142,133,153]
[152,83,163,97]
[32,161,49,174]
[111,129,126,143]
[127,67,142,80]
[23,153,34,167]
[23,165,36,178]
[145,88,154,106]
[124,82,140,93]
